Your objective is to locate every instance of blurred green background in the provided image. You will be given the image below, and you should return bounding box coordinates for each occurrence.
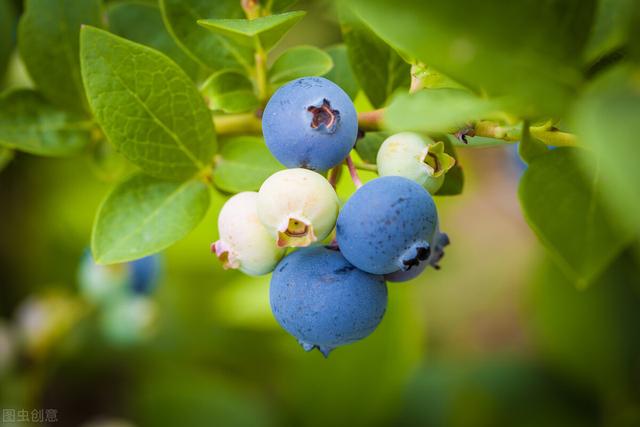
[2,1,640,426]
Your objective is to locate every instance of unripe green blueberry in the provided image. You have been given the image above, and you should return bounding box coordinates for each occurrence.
[376,132,455,194]
[100,296,157,347]
[15,293,82,359]
[257,168,339,248]
[214,192,285,276]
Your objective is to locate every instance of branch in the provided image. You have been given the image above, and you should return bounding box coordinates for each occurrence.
[212,109,578,148]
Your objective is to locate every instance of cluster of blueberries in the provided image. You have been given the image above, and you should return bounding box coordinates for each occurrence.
[213,77,453,357]
[78,251,161,345]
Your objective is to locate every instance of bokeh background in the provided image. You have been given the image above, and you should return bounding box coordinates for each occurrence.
[2,1,640,426]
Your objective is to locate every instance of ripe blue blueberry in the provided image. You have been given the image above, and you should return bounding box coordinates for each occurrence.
[262,77,358,171]
[336,176,438,275]
[270,246,387,357]
[128,255,162,295]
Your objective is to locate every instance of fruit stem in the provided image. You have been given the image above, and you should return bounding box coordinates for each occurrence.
[328,165,342,189]
[254,39,269,102]
[345,155,363,189]
[358,109,384,131]
[353,162,378,172]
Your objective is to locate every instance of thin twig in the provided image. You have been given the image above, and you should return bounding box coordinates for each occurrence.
[328,165,341,189]
[345,155,363,189]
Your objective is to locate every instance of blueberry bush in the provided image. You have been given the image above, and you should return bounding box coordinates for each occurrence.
[1,0,640,424]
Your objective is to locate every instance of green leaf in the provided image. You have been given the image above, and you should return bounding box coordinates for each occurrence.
[269,45,333,84]
[201,70,259,113]
[572,65,640,232]
[324,45,359,100]
[519,148,633,286]
[160,0,253,72]
[354,132,388,164]
[0,89,92,156]
[107,1,201,80]
[339,6,410,108]
[0,147,13,172]
[92,173,211,264]
[344,0,596,116]
[584,0,638,62]
[213,136,284,193]
[0,0,15,82]
[384,89,505,133]
[18,0,103,113]
[518,122,548,165]
[80,27,216,180]
[197,11,306,52]
[434,135,463,196]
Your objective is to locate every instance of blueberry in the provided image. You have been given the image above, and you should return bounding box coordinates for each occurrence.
[257,169,339,248]
[377,132,456,195]
[262,77,358,171]
[129,255,162,295]
[214,192,285,275]
[336,176,438,275]
[78,251,162,303]
[270,246,387,357]
[100,296,157,346]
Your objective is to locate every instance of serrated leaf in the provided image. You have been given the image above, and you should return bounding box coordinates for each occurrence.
[339,6,410,108]
[324,45,359,100]
[198,11,305,52]
[160,0,253,72]
[269,45,333,84]
[0,0,15,82]
[80,27,216,180]
[519,148,633,286]
[572,65,640,232]
[344,0,595,116]
[18,0,103,113]
[354,132,388,164]
[201,70,259,113]
[213,136,283,193]
[92,173,211,264]
[0,147,13,172]
[384,89,505,133]
[107,1,200,80]
[0,90,92,156]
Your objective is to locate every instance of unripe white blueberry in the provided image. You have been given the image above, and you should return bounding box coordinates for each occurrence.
[377,132,456,194]
[213,192,285,276]
[257,168,339,248]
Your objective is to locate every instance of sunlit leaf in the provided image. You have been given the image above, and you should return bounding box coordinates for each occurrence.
[80,27,216,180]
[92,173,211,264]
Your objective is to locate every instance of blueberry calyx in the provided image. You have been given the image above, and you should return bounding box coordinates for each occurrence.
[401,245,431,270]
[300,340,333,358]
[307,99,340,133]
[276,216,317,248]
